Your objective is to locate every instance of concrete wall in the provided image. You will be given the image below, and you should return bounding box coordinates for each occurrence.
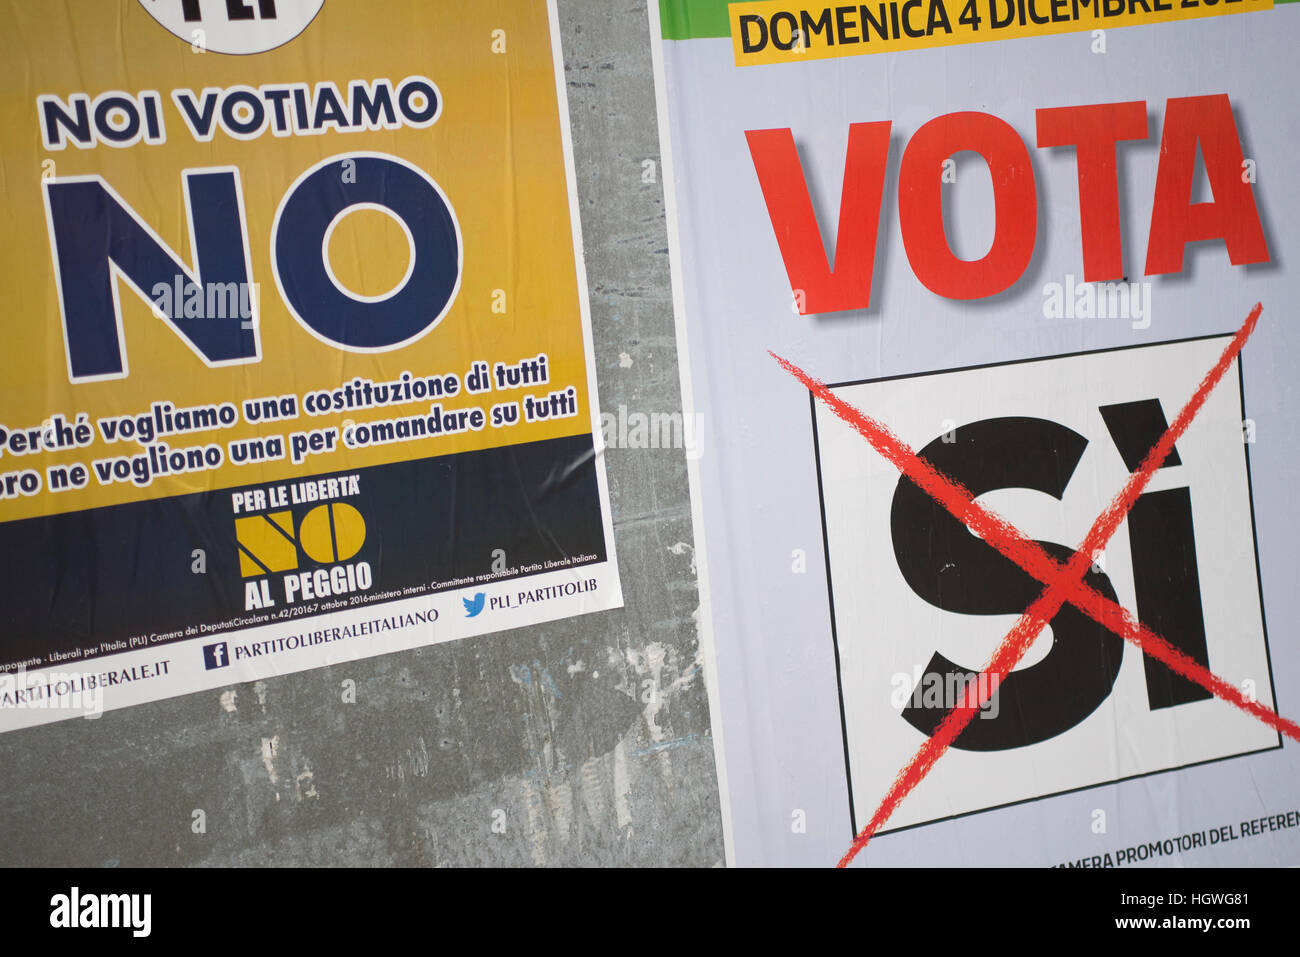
[0,0,726,868]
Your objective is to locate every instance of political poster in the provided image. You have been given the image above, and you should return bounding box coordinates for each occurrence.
[650,0,1300,866]
[0,0,621,730]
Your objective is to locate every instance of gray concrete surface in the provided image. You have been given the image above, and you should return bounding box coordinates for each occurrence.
[0,0,726,868]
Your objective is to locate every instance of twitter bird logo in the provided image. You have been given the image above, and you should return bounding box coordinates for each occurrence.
[463,592,486,618]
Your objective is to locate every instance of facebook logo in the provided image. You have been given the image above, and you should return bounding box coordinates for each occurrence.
[202,642,230,670]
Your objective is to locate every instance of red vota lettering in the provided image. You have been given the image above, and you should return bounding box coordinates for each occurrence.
[1036,100,1148,282]
[747,95,1268,313]
[745,122,891,314]
[1144,93,1269,276]
[898,111,1037,300]
[747,111,1036,307]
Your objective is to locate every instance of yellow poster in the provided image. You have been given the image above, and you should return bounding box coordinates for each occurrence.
[0,0,621,728]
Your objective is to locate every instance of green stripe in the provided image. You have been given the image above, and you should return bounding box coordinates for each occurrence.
[659,0,733,39]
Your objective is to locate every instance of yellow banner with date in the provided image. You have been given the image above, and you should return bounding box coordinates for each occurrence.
[728,0,1271,64]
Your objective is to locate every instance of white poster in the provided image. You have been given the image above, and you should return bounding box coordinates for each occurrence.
[651,0,1300,866]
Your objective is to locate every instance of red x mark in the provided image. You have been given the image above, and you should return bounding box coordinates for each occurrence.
[773,303,1299,868]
